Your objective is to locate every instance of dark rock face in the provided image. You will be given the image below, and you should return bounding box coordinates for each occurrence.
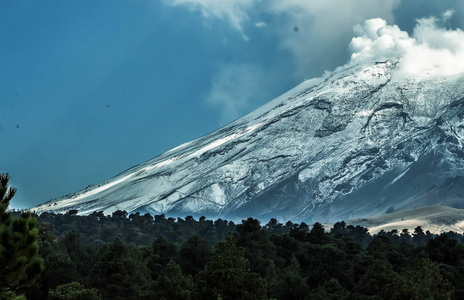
[34,59,464,222]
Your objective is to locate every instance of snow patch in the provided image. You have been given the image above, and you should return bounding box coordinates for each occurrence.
[355,110,374,117]
[384,168,410,189]
[189,123,263,158]
[210,183,226,205]
[59,173,135,206]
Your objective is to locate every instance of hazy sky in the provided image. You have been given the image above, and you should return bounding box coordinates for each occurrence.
[1,0,464,209]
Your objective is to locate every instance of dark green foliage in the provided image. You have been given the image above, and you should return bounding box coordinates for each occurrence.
[412,226,428,246]
[145,236,179,280]
[38,211,236,247]
[17,172,464,299]
[152,260,193,300]
[63,230,96,279]
[179,235,213,276]
[0,291,26,300]
[426,233,464,266]
[194,235,267,300]
[48,282,100,300]
[272,257,309,300]
[236,218,277,277]
[0,174,44,299]
[353,257,399,296]
[346,224,372,248]
[89,239,150,300]
[270,233,301,269]
[330,221,347,236]
[381,252,454,299]
[264,218,285,234]
[27,222,79,300]
[298,243,353,289]
[309,278,348,300]
[307,222,330,244]
[7,202,464,300]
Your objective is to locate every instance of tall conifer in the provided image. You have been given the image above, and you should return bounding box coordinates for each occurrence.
[0,174,44,298]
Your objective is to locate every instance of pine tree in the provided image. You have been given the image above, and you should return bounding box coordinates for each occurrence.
[0,173,44,297]
[179,235,213,276]
[90,238,150,300]
[194,235,267,300]
[153,260,193,300]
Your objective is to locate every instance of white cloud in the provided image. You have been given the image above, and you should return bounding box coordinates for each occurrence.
[168,0,256,40]
[206,64,268,124]
[348,17,464,77]
[267,0,401,78]
[442,9,455,23]
[349,18,413,62]
[165,1,464,122]
[166,0,401,76]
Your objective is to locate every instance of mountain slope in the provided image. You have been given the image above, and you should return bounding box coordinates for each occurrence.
[347,206,464,234]
[34,59,464,222]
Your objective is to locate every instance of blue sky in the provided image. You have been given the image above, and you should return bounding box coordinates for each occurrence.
[1,0,463,209]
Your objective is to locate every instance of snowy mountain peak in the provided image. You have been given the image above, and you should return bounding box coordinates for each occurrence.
[34,59,464,222]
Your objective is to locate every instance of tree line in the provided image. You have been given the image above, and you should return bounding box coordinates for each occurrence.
[2,173,464,299]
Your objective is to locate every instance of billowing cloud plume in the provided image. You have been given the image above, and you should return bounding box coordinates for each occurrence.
[166,0,401,76]
[348,15,464,77]
[165,0,464,124]
[349,18,413,62]
[268,0,401,78]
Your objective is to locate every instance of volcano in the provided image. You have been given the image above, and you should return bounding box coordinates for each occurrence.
[33,59,464,223]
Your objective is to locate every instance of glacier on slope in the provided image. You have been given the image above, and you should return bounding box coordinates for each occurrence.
[33,59,464,222]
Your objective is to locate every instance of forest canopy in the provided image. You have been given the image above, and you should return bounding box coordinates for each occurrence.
[2,173,464,299]
[5,208,464,300]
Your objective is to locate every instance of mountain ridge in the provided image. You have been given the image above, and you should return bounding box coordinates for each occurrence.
[33,58,464,222]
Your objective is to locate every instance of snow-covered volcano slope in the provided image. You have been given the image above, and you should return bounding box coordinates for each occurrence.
[33,59,464,222]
